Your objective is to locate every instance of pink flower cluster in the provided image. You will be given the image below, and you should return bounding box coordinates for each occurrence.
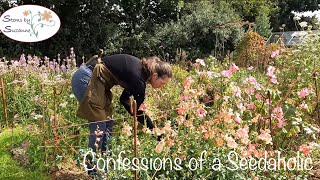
[221,63,239,78]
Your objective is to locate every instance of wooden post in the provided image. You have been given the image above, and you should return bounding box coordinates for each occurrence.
[53,87,58,155]
[0,78,8,129]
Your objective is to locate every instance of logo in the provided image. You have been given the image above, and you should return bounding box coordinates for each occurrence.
[0,5,61,42]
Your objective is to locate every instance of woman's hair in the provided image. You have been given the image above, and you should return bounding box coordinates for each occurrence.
[141,56,173,79]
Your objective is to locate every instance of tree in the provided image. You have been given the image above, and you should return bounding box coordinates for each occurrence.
[149,1,244,60]
[271,0,320,31]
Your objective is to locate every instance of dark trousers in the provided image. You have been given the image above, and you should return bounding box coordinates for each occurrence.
[72,65,114,153]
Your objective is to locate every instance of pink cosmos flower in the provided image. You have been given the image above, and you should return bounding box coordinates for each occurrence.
[235,125,249,144]
[233,113,242,124]
[176,106,185,115]
[272,107,284,120]
[247,66,254,70]
[298,88,311,98]
[245,87,255,95]
[299,144,313,156]
[221,70,232,78]
[255,93,262,100]
[277,119,286,128]
[195,59,206,66]
[247,104,256,110]
[244,76,257,85]
[241,150,251,158]
[271,50,280,58]
[139,103,148,111]
[122,124,132,136]
[237,102,246,111]
[196,107,207,118]
[177,116,185,125]
[183,77,194,88]
[229,63,239,73]
[231,83,242,98]
[155,141,165,153]
[257,129,272,145]
[225,136,238,149]
[266,66,275,77]
[270,77,278,84]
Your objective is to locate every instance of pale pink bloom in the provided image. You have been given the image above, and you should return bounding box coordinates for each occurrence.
[266,66,276,77]
[255,93,262,100]
[177,116,185,125]
[122,125,132,136]
[271,50,280,58]
[237,102,246,111]
[231,83,242,98]
[195,58,206,66]
[180,96,188,101]
[221,70,232,78]
[196,107,207,118]
[277,119,286,128]
[243,76,257,85]
[162,121,172,132]
[206,71,213,77]
[247,104,256,110]
[229,63,239,73]
[183,77,194,87]
[139,103,148,111]
[241,150,251,158]
[245,87,255,95]
[248,143,257,153]
[225,136,238,149]
[247,66,254,70]
[299,144,313,156]
[253,176,259,180]
[176,106,185,115]
[270,77,278,84]
[257,129,272,145]
[235,125,249,144]
[272,107,284,120]
[233,113,242,124]
[155,141,165,153]
[266,98,271,105]
[298,88,311,98]
[272,106,282,113]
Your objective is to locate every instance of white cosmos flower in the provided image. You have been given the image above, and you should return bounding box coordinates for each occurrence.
[299,21,308,28]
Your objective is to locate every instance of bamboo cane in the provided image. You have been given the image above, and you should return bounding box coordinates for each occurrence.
[53,87,58,155]
[0,78,8,129]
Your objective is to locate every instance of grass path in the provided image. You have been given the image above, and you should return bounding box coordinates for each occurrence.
[0,127,49,180]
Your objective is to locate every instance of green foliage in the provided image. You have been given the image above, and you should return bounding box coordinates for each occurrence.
[0,127,49,179]
[255,5,272,37]
[151,1,244,60]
